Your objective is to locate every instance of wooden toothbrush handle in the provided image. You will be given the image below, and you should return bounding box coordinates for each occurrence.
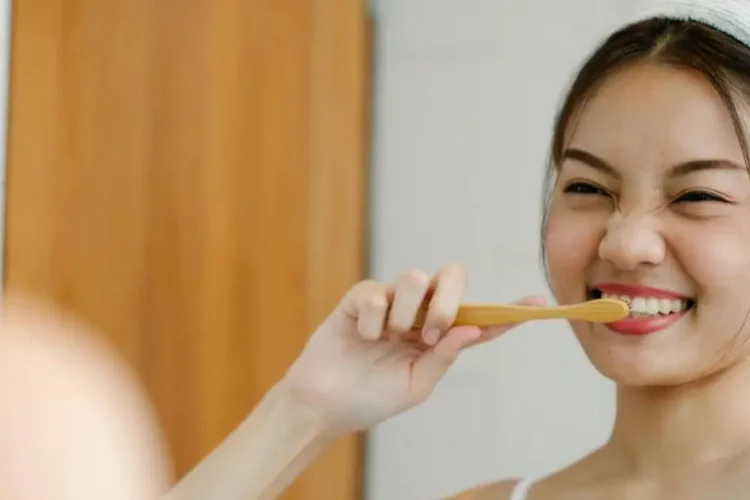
[413,304,554,329]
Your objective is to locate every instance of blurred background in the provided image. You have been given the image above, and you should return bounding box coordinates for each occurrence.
[0,1,639,499]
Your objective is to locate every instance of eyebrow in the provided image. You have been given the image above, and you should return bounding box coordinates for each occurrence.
[561,148,744,179]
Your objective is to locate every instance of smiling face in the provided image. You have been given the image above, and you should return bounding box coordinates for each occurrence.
[545,62,750,386]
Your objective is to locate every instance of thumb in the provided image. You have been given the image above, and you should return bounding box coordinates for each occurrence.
[409,326,481,402]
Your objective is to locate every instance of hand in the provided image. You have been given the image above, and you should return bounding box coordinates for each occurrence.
[282,264,546,435]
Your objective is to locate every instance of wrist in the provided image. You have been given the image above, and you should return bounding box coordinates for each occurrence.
[169,380,338,500]
[274,375,354,441]
[262,379,338,441]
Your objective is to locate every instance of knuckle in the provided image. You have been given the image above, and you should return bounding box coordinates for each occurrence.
[429,307,455,328]
[353,280,388,302]
[447,265,468,288]
[444,262,467,276]
[398,269,431,289]
[355,279,382,294]
[346,280,373,304]
[428,295,458,320]
[365,294,388,312]
[342,280,391,318]
[357,322,378,340]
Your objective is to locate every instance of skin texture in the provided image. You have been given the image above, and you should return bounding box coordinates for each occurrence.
[0,272,545,500]
[9,61,750,500]
[546,62,750,388]
[512,62,750,499]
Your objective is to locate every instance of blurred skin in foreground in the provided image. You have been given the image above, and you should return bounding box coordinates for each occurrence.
[0,296,171,500]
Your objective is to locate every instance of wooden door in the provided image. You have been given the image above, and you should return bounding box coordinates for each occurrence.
[4,1,370,499]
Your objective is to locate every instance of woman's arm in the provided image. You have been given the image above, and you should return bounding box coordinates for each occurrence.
[163,267,543,500]
[163,381,335,500]
[163,381,521,500]
[1,266,541,500]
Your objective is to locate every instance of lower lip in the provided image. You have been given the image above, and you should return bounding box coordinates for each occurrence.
[605,310,689,336]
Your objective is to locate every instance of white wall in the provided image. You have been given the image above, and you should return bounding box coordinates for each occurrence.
[366,1,636,499]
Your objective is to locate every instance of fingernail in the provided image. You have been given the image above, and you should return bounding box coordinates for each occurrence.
[423,328,440,345]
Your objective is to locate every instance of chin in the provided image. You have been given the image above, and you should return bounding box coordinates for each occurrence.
[587,356,693,388]
[571,322,715,388]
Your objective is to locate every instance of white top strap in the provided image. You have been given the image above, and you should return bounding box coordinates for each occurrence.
[509,478,534,500]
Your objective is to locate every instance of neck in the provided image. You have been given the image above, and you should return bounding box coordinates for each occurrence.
[608,359,750,476]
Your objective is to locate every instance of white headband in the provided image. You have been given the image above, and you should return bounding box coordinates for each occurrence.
[627,0,750,48]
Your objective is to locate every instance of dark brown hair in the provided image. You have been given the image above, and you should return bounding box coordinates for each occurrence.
[540,17,750,271]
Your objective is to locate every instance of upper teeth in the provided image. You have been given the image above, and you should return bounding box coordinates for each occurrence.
[601,293,689,316]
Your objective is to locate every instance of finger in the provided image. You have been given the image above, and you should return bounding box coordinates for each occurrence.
[470,295,548,347]
[357,292,390,341]
[387,269,432,334]
[410,326,481,402]
[420,263,467,346]
[340,280,393,340]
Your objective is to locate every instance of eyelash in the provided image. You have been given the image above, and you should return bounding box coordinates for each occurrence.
[673,190,725,203]
[563,182,609,197]
[563,182,728,204]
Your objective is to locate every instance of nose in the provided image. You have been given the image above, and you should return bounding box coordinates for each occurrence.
[598,213,666,271]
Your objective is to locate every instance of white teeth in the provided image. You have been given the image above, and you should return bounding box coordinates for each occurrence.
[631,297,647,313]
[658,299,672,315]
[600,293,691,317]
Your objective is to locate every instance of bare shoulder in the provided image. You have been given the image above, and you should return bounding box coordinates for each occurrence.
[448,479,521,500]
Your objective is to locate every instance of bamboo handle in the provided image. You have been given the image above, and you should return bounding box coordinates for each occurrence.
[412,298,628,329]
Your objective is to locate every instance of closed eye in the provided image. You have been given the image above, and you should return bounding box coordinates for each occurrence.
[563,181,610,196]
[673,190,728,203]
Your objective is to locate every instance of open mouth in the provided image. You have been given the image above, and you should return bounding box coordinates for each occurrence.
[589,287,695,319]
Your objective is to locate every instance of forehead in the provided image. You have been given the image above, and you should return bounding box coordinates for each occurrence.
[567,62,747,169]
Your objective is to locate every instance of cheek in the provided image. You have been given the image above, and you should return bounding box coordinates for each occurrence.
[668,219,750,348]
[544,200,607,302]
[669,221,750,296]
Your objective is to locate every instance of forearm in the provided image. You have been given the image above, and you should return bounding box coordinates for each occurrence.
[163,382,335,500]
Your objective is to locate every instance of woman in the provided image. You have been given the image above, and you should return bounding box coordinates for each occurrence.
[6,0,750,499]
[164,1,750,498]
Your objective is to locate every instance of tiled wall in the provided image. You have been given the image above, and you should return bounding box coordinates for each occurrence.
[367,1,635,498]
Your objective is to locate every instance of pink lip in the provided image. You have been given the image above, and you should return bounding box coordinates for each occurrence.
[591,283,693,336]
[605,312,688,336]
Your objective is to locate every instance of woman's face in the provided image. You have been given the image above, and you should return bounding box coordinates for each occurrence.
[545,62,750,386]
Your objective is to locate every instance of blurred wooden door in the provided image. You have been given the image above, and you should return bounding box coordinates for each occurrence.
[4,1,369,499]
